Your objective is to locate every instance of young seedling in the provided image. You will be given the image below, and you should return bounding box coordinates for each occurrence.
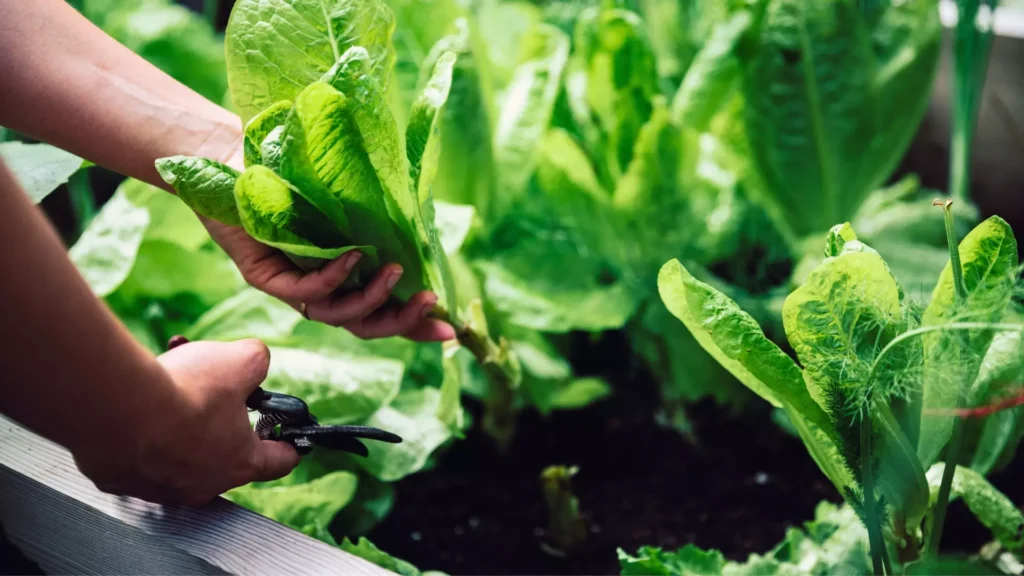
[540,465,587,555]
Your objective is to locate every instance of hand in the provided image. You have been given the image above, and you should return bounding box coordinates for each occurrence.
[203,147,456,343]
[72,339,300,506]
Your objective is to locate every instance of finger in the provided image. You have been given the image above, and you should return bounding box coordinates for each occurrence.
[401,318,458,342]
[305,264,403,326]
[344,291,439,340]
[256,250,362,302]
[248,440,301,483]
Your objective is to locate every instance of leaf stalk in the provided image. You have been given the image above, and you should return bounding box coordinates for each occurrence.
[926,197,971,559]
[430,305,520,449]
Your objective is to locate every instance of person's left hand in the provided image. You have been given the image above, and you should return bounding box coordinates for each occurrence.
[199,146,456,343]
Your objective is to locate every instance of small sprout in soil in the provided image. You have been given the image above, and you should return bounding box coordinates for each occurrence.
[540,465,587,555]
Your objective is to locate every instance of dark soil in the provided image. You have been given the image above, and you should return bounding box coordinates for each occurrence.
[366,330,1024,575]
[366,333,842,575]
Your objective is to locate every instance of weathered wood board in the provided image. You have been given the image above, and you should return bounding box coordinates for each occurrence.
[0,416,394,576]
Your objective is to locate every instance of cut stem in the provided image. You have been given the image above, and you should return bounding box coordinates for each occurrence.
[926,198,972,559]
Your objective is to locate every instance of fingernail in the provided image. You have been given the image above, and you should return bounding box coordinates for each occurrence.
[421,296,438,316]
[344,251,362,272]
[386,269,403,289]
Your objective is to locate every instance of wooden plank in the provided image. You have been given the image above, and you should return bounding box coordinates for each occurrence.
[0,416,395,576]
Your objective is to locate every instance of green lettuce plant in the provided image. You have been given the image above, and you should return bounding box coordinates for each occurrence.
[154,0,521,418]
[454,0,956,436]
[656,203,1023,572]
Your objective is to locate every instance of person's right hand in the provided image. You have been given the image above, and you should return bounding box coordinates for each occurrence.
[72,339,300,506]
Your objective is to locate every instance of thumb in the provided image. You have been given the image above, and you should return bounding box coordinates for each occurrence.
[249,439,301,483]
[217,338,272,397]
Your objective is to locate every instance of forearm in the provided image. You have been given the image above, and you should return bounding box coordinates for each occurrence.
[0,0,241,190]
[0,161,181,454]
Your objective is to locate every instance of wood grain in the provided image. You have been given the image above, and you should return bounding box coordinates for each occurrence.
[0,415,394,576]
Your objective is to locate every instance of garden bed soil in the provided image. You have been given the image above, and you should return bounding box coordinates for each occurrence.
[366,336,1024,576]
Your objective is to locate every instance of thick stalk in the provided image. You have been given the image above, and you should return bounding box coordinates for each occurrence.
[861,413,888,576]
[430,306,519,449]
[926,199,971,559]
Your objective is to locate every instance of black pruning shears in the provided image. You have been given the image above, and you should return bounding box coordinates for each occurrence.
[167,336,402,457]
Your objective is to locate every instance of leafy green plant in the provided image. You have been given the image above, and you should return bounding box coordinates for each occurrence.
[154,0,522,436]
[656,204,1023,571]
[445,0,958,437]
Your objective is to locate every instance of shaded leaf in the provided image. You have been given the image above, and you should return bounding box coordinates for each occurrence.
[0,142,85,204]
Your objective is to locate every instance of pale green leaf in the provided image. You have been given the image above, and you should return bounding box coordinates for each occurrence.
[436,341,464,437]
[613,101,703,279]
[406,50,460,321]
[244,100,293,167]
[118,241,244,306]
[155,156,241,226]
[658,259,850,491]
[225,0,396,123]
[548,377,612,411]
[261,346,404,425]
[434,201,475,255]
[225,470,358,543]
[671,11,752,132]
[187,288,303,343]
[493,23,570,215]
[858,0,942,197]
[0,142,85,204]
[574,8,659,175]
[322,47,421,249]
[280,79,420,295]
[69,188,150,298]
[479,260,639,333]
[919,216,1019,466]
[782,249,906,412]
[121,179,210,251]
[358,388,452,482]
[420,21,497,218]
[339,538,422,576]
[234,165,364,261]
